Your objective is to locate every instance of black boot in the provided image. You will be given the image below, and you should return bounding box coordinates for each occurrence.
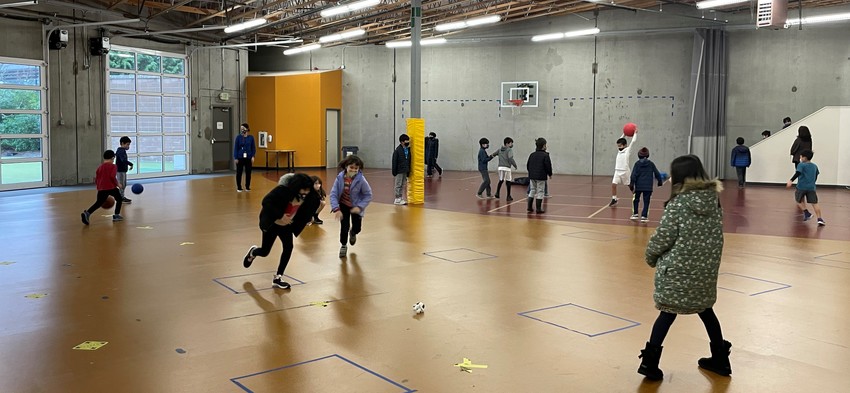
[495,180,503,199]
[506,181,513,201]
[535,199,544,214]
[527,197,534,213]
[698,340,732,376]
[637,342,664,381]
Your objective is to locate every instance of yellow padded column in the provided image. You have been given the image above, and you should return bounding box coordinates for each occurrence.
[407,118,425,205]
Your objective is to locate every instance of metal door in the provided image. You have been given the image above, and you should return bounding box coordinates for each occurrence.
[326,109,341,168]
[212,107,233,171]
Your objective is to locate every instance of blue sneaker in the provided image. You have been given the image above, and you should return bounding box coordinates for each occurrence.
[803,211,812,221]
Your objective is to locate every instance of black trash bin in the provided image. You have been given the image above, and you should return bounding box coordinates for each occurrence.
[341,146,359,157]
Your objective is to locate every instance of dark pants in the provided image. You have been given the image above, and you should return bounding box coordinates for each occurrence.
[339,204,363,245]
[236,158,253,190]
[86,189,123,215]
[253,224,294,275]
[427,159,442,176]
[649,308,724,346]
[633,190,652,217]
[735,167,746,187]
[477,170,491,196]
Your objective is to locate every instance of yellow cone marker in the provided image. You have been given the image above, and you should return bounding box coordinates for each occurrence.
[25,293,48,299]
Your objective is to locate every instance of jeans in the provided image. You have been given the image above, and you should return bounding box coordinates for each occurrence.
[477,170,491,196]
[735,167,746,187]
[633,190,652,217]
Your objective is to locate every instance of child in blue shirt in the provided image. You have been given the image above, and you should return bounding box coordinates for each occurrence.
[730,137,751,189]
[786,149,824,226]
[476,138,496,198]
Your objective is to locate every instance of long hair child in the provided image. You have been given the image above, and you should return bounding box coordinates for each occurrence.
[310,175,327,224]
[638,154,731,381]
[329,156,373,258]
[242,173,319,290]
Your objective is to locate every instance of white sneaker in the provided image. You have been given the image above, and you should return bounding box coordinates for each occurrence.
[640,216,649,223]
[630,214,639,221]
[393,198,402,205]
[400,199,407,205]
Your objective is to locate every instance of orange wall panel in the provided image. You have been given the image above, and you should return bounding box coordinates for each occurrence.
[274,74,322,167]
[320,70,343,167]
[245,76,277,167]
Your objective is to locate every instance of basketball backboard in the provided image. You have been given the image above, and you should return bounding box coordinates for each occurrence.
[500,81,539,108]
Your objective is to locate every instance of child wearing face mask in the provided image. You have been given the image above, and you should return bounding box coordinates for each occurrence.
[391,134,411,205]
[234,123,256,192]
[610,128,638,206]
[242,173,320,290]
[330,155,373,258]
[310,176,327,224]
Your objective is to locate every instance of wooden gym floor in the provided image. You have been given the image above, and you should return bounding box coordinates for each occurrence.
[1,169,848,392]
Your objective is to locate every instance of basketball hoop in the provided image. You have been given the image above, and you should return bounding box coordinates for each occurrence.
[509,99,524,115]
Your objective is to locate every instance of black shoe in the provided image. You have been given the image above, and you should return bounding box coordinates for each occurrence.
[81,211,91,225]
[339,245,348,258]
[313,217,324,225]
[535,199,544,214]
[527,198,534,213]
[243,245,258,268]
[506,196,513,201]
[638,342,664,381]
[609,198,618,207]
[698,340,732,376]
[272,275,291,289]
[122,198,132,204]
[349,231,357,245]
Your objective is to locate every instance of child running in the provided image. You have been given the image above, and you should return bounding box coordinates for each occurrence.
[81,150,125,225]
[330,155,373,258]
[242,173,320,290]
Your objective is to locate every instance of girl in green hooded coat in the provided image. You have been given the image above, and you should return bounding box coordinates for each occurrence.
[637,155,732,381]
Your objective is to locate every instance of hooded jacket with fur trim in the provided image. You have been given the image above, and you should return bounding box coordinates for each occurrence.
[645,178,724,314]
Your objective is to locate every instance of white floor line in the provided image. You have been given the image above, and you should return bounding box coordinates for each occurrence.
[487,199,525,213]
[587,204,610,218]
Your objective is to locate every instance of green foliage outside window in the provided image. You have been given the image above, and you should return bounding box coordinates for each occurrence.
[137,54,161,73]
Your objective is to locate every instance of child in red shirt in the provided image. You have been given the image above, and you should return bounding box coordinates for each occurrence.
[81,150,124,225]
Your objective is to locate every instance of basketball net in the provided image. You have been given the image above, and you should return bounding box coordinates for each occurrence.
[509,99,524,116]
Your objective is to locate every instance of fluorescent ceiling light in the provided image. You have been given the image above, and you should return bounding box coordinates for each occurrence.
[223,17,267,34]
[695,0,748,9]
[385,38,447,48]
[0,0,37,8]
[532,28,599,42]
[466,15,501,27]
[321,0,380,18]
[564,27,600,37]
[435,15,501,31]
[319,28,366,43]
[531,32,565,42]
[785,12,850,26]
[283,43,321,55]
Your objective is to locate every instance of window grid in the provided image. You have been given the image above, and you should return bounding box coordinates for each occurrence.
[105,46,189,178]
[0,57,48,190]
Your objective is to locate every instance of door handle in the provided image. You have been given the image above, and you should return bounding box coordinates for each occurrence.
[211,137,216,144]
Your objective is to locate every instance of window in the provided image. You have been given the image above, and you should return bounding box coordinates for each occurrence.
[106,47,189,178]
[0,58,47,189]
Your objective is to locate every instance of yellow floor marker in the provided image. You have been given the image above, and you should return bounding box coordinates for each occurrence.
[136,226,153,229]
[25,293,47,299]
[0,261,15,265]
[73,341,108,351]
[453,358,488,373]
[179,242,194,246]
[309,301,330,307]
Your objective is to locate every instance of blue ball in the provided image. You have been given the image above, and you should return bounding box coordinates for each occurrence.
[659,172,669,181]
[131,183,144,194]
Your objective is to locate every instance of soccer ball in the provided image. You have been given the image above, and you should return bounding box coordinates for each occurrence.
[413,302,425,314]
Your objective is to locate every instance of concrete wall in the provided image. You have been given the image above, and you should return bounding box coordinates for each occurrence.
[251,6,850,180]
[0,17,247,186]
[726,23,850,179]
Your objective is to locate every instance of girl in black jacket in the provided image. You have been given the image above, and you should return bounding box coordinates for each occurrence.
[242,173,320,289]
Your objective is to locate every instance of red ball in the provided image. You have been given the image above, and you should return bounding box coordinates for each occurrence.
[102,196,115,209]
[623,123,637,137]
